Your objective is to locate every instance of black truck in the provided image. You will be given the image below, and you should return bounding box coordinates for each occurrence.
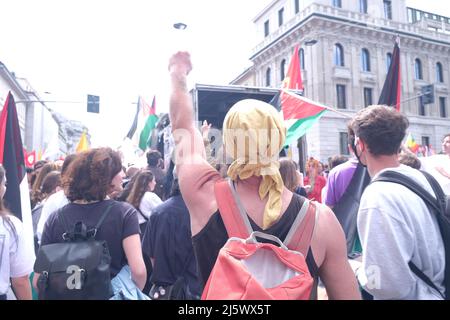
[190,83,307,171]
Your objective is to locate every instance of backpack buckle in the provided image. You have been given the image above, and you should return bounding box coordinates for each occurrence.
[38,271,49,290]
[87,228,98,239]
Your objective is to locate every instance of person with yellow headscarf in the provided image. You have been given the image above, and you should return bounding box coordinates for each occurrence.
[168,51,360,300]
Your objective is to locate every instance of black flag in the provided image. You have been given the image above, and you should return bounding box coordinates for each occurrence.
[379,37,401,111]
[0,92,31,221]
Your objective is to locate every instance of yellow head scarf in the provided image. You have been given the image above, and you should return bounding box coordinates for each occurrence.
[223,99,286,229]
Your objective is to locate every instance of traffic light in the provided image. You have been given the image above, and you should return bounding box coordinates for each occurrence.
[421,84,435,105]
[87,94,100,113]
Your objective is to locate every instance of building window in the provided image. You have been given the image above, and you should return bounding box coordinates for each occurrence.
[337,85,346,109]
[359,0,368,14]
[339,132,350,155]
[364,88,373,108]
[415,10,422,22]
[334,44,344,67]
[419,98,426,116]
[422,136,430,148]
[266,68,271,87]
[386,53,393,73]
[436,62,444,83]
[332,0,342,8]
[384,0,392,20]
[280,59,286,80]
[407,8,414,23]
[294,0,300,14]
[278,8,284,26]
[361,49,371,72]
[440,97,447,118]
[299,48,305,70]
[264,20,270,37]
[415,59,423,80]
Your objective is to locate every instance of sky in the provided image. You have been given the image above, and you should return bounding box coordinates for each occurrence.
[0,0,449,148]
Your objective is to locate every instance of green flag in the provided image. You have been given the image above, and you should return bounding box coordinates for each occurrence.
[138,96,158,151]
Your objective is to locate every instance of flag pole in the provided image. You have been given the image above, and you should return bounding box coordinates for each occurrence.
[282,89,352,119]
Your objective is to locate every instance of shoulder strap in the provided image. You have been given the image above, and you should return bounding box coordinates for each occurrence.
[215,179,317,256]
[137,208,149,221]
[93,202,115,231]
[420,170,447,213]
[373,170,441,214]
[372,170,446,299]
[408,261,445,299]
[57,205,71,238]
[214,179,253,238]
[284,200,317,256]
[59,201,114,241]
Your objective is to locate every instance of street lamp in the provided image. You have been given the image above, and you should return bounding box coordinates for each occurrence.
[304,39,318,46]
[173,22,187,30]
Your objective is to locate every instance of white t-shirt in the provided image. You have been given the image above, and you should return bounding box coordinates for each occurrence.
[36,190,69,243]
[137,192,163,225]
[357,165,445,300]
[420,155,450,196]
[0,215,35,294]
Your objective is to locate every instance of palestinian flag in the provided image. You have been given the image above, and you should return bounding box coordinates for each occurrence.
[274,90,328,147]
[270,44,327,147]
[138,96,158,151]
[0,92,34,248]
[125,96,158,151]
[379,37,401,111]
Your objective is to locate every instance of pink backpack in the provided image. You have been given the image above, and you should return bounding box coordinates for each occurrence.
[201,179,317,300]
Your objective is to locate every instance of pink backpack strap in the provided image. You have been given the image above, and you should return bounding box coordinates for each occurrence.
[284,200,318,256]
[214,179,253,239]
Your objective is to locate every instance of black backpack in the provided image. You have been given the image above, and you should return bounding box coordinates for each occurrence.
[372,170,450,300]
[34,203,114,300]
[332,163,371,254]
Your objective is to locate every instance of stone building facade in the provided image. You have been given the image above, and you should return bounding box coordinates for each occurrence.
[0,62,88,159]
[232,0,450,163]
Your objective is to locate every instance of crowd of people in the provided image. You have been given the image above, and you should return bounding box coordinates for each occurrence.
[0,51,449,300]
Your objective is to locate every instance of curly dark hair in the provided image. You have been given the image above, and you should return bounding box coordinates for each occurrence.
[352,105,409,156]
[126,170,154,209]
[63,148,122,202]
[146,150,162,167]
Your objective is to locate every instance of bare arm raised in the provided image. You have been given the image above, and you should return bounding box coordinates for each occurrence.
[168,52,221,235]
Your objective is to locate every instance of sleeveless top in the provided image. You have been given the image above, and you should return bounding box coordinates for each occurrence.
[192,193,319,298]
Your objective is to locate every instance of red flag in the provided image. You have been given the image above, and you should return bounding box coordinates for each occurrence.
[24,150,36,167]
[282,45,304,91]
